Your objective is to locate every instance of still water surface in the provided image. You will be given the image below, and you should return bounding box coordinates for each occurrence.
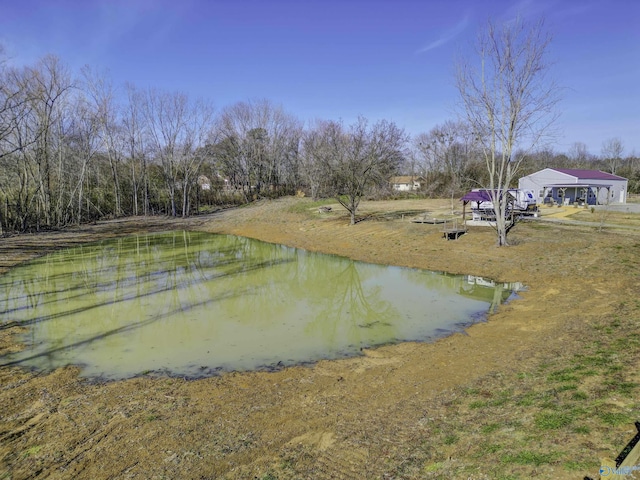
[0,231,521,380]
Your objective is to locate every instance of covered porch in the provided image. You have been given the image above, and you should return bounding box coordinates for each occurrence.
[541,184,612,206]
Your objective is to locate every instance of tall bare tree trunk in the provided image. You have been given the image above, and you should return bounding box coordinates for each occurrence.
[456,17,559,246]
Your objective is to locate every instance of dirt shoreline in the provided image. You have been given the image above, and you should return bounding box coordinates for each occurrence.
[1,197,639,479]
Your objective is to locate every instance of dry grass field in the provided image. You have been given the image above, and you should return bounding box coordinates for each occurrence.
[1,197,639,479]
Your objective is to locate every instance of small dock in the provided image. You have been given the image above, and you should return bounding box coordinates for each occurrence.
[441,219,467,240]
[412,216,445,224]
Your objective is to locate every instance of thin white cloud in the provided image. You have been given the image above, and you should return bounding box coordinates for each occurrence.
[417,13,470,54]
[502,0,549,22]
[501,0,593,24]
[91,2,166,52]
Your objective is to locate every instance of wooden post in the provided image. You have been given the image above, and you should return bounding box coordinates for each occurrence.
[462,200,467,226]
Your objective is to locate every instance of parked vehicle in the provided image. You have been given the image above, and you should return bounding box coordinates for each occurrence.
[461,189,538,221]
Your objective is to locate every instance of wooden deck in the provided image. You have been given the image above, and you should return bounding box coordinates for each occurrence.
[412,217,446,224]
[441,219,467,240]
[442,228,467,240]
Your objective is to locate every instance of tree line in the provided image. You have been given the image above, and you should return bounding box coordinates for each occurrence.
[1,48,638,235]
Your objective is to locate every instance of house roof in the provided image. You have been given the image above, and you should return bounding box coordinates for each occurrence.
[543,183,611,188]
[460,190,494,203]
[389,175,425,184]
[550,168,626,181]
[461,189,523,203]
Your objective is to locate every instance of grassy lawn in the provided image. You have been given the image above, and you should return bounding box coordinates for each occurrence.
[373,300,640,479]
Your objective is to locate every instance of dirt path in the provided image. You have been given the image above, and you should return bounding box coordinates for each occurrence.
[1,197,639,479]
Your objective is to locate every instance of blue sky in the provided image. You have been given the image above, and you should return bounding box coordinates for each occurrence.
[1,0,638,156]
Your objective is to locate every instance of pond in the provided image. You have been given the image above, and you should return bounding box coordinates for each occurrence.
[0,231,522,380]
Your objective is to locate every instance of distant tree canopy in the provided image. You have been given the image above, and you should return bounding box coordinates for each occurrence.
[0,48,638,235]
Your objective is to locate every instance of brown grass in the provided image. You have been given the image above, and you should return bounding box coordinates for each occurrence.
[1,197,639,479]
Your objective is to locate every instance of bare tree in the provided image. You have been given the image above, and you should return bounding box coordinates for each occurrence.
[142,89,187,216]
[64,91,103,224]
[568,141,592,165]
[0,52,63,232]
[417,120,475,209]
[82,66,125,216]
[315,117,407,225]
[142,89,213,217]
[0,45,26,163]
[207,134,243,196]
[601,137,623,175]
[301,120,334,200]
[456,17,559,245]
[9,55,74,229]
[214,99,302,200]
[178,98,214,217]
[0,45,10,234]
[122,84,149,216]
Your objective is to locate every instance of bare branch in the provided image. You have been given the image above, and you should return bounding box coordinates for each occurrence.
[456,17,560,245]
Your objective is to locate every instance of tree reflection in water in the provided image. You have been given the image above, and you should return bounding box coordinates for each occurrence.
[0,232,522,380]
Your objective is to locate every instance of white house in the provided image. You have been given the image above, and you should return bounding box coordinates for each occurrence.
[197,175,211,191]
[518,168,628,206]
[389,176,425,192]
